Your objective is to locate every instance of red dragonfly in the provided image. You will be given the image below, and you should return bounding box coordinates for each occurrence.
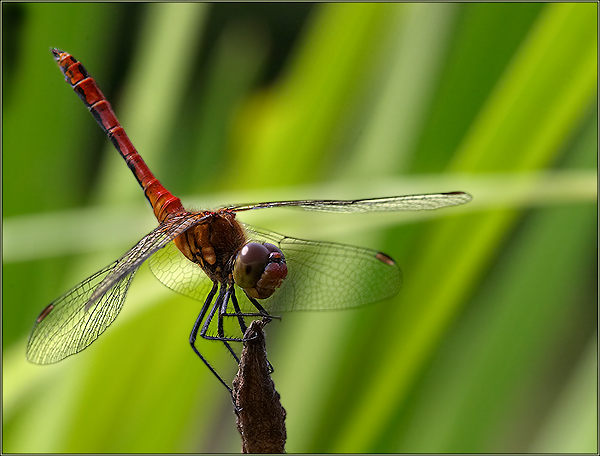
[27,49,471,391]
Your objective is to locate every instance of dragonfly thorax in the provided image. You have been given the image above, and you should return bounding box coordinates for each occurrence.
[174,211,246,284]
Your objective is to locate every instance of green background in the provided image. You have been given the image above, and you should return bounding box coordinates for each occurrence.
[3,3,597,453]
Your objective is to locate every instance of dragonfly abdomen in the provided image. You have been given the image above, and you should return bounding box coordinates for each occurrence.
[51,48,184,222]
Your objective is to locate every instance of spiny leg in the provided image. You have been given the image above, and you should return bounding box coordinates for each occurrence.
[189,282,232,393]
[221,291,278,320]
[199,283,241,363]
[217,285,231,339]
[229,286,248,334]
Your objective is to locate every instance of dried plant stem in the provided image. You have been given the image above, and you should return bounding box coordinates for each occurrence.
[233,319,287,453]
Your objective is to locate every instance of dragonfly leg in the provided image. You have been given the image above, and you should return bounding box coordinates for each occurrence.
[229,287,248,333]
[247,295,271,317]
[201,285,267,340]
[220,292,279,320]
[216,285,242,364]
[200,284,223,338]
[198,284,242,365]
[189,282,233,393]
[217,285,230,339]
[190,282,217,348]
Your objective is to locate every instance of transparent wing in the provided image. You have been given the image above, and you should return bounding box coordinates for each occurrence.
[146,224,402,314]
[26,262,137,364]
[230,191,472,213]
[148,240,215,302]
[26,212,210,364]
[241,224,403,312]
[88,212,210,306]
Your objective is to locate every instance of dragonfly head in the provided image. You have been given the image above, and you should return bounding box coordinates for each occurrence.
[234,242,287,299]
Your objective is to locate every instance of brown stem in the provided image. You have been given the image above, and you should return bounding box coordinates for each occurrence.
[232,318,287,453]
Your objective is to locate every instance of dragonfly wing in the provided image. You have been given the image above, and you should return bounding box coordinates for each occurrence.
[26,262,137,364]
[230,192,472,213]
[293,191,473,212]
[27,212,210,364]
[148,240,214,302]
[88,212,210,307]
[242,224,402,312]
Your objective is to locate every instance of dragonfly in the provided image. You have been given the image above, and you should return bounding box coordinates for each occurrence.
[27,49,472,392]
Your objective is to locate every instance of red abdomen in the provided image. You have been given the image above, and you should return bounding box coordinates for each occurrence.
[52,48,184,222]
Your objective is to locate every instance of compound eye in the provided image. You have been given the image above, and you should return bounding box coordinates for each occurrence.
[233,242,288,299]
[264,243,284,257]
[233,243,270,289]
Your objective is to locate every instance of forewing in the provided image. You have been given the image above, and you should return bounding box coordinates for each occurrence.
[27,212,210,364]
[88,212,210,306]
[241,225,403,312]
[26,262,137,364]
[294,192,473,212]
[230,192,472,213]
